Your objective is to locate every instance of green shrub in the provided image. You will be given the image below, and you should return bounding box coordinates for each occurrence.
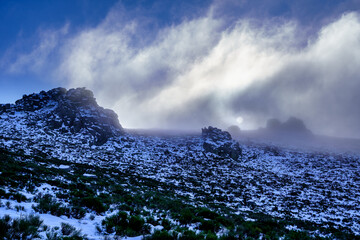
[196,208,219,220]
[285,230,311,240]
[179,208,196,225]
[144,230,177,240]
[15,205,25,212]
[215,216,234,229]
[61,222,87,239]
[118,203,133,212]
[0,214,43,239]
[179,230,203,240]
[206,232,218,240]
[61,222,77,236]
[102,212,149,236]
[0,215,11,238]
[218,233,238,240]
[81,196,107,213]
[162,219,172,230]
[12,192,27,202]
[199,220,220,233]
[102,211,128,234]
[70,205,86,219]
[33,194,67,217]
[45,230,61,240]
[128,215,145,233]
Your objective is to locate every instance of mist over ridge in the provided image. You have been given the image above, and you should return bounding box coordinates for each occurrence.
[2,1,360,139]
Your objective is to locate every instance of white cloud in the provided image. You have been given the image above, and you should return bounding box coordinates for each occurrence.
[4,6,360,138]
[57,12,224,127]
[5,24,69,74]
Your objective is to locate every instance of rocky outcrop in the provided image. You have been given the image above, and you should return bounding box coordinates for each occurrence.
[202,126,242,160]
[265,117,312,138]
[2,87,124,145]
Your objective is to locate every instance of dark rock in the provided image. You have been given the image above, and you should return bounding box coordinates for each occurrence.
[202,126,242,160]
[13,87,125,145]
[0,104,13,113]
[265,117,312,138]
[48,119,63,130]
[65,87,97,107]
[283,117,309,133]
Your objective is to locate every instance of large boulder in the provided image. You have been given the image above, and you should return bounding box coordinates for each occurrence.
[202,126,242,160]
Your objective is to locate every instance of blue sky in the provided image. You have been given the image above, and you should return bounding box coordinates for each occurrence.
[1,0,360,137]
[0,0,117,101]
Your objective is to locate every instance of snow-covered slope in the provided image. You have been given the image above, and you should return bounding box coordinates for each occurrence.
[0,88,359,239]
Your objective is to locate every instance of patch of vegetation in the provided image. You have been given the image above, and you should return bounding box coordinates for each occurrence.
[33,194,68,217]
[61,222,87,239]
[0,147,359,240]
[102,211,150,237]
[0,214,43,239]
[144,230,177,240]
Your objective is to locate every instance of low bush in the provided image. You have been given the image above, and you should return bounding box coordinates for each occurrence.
[199,220,220,233]
[69,205,86,219]
[179,230,203,240]
[162,219,172,230]
[81,196,108,214]
[11,192,27,202]
[178,208,196,225]
[144,230,177,240]
[102,212,150,236]
[33,194,67,217]
[102,211,128,234]
[0,214,43,239]
[284,230,312,240]
[128,215,145,233]
[205,232,218,240]
[60,222,88,239]
[196,208,219,220]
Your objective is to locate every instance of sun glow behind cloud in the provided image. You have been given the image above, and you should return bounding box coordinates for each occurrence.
[3,3,360,138]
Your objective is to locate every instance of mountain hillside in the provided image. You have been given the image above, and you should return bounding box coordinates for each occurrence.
[0,88,359,240]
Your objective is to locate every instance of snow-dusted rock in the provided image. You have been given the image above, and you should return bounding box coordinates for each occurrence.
[1,87,124,145]
[202,126,242,160]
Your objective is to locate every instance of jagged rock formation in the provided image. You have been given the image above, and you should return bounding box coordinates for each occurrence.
[0,87,124,145]
[266,117,312,137]
[202,126,242,160]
